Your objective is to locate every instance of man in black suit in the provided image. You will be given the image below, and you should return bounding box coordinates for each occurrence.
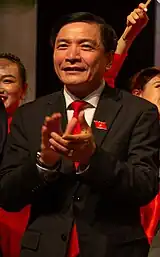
[0,12,159,257]
[0,99,7,164]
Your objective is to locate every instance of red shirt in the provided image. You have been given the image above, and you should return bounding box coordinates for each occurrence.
[104,53,127,88]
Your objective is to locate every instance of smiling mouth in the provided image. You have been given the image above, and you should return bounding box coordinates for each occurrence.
[63,67,86,72]
[0,90,8,102]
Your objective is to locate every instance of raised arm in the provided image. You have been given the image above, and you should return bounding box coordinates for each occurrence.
[117,3,149,54]
[105,3,149,87]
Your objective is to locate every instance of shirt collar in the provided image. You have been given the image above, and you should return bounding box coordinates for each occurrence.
[64,80,105,109]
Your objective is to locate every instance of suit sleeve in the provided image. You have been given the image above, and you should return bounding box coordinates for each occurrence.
[0,99,7,164]
[0,107,44,211]
[81,106,160,206]
[0,106,74,211]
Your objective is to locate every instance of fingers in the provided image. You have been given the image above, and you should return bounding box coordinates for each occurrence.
[49,132,69,154]
[127,12,137,24]
[63,110,89,137]
[78,110,89,131]
[139,0,152,11]
[63,117,78,137]
[139,3,147,12]
[127,9,147,25]
[41,125,50,150]
[127,2,149,26]
[44,113,61,126]
[41,112,63,150]
[63,110,91,141]
[63,133,90,141]
[41,111,94,158]
[44,112,63,135]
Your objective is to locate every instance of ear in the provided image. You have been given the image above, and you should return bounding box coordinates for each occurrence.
[105,51,114,71]
[20,83,28,100]
[132,89,143,97]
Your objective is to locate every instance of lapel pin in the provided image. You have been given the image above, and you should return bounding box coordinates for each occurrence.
[94,120,107,130]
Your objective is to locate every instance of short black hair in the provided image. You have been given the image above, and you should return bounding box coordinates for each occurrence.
[0,52,27,87]
[51,12,117,53]
[128,67,160,92]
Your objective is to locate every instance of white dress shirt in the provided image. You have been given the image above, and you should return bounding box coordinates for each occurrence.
[64,81,105,126]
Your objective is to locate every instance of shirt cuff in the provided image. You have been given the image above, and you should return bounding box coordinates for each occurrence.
[36,161,61,182]
[76,164,90,174]
[36,163,60,173]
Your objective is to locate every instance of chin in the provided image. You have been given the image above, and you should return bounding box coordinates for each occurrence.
[65,82,88,89]
[66,82,81,86]
[61,74,87,84]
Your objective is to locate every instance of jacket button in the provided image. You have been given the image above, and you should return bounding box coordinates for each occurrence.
[61,234,67,241]
[72,195,80,201]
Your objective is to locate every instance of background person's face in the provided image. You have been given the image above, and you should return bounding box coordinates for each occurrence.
[140,75,160,113]
[0,58,25,114]
[53,22,110,96]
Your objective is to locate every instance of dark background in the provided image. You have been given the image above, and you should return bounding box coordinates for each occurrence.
[36,0,156,97]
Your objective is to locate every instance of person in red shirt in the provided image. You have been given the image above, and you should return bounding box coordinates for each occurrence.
[129,67,160,248]
[0,53,30,257]
[0,53,28,133]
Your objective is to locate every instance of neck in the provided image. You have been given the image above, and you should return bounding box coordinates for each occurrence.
[65,81,102,99]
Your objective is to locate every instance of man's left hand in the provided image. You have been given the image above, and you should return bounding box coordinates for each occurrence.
[63,111,96,165]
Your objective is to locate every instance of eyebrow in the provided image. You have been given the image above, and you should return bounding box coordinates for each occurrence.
[56,38,96,44]
[153,80,160,84]
[1,74,16,80]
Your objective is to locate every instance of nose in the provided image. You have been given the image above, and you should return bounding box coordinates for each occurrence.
[65,45,81,63]
[0,83,5,90]
[0,84,6,93]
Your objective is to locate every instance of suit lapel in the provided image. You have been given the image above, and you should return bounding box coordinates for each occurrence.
[45,86,122,146]
[91,86,122,147]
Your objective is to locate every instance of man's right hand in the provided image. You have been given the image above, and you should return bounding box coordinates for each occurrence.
[39,112,77,167]
[39,113,63,167]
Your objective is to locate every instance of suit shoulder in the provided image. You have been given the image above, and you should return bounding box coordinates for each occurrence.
[120,89,158,112]
[16,91,62,115]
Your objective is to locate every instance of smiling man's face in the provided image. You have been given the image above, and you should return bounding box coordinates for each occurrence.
[53,22,109,97]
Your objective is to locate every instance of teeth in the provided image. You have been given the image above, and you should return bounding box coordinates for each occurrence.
[0,95,7,101]
[64,67,84,71]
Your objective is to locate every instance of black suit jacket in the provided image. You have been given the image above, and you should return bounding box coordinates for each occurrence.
[0,99,7,164]
[0,86,159,257]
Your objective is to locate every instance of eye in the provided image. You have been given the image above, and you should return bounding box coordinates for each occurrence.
[57,43,68,49]
[81,44,93,50]
[3,79,14,84]
[155,84,160,88]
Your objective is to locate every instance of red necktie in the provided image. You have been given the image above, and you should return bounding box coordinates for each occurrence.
[67,100,87,257]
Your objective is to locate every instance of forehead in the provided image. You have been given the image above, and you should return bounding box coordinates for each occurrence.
[146,74,160,87]
[56,22,101,41]
[0,58,19,75]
